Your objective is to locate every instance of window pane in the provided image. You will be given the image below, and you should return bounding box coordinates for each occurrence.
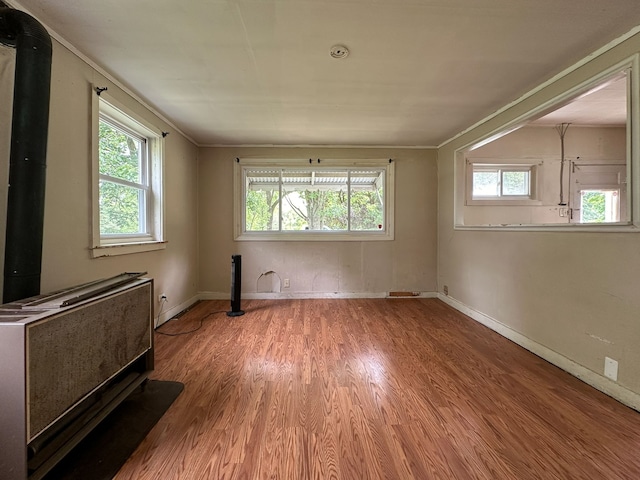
[351,170,384,230]
[245,189,280,231]
[502,170,529,196]
[245,169,280,231]
[99,180,144,234]
[473,171,499,196]
[99,119,143,183]
[580,190,620,223]
[282,170,348,231]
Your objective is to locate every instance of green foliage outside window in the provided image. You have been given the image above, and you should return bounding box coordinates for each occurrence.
[350,189,384,230]
[473,169,529,197]
[502,171,529,196]
[246,190,279,231]
[245,169,385,232]
[99,120,146,235]
[283,190,348,230]
[581,191,606,223]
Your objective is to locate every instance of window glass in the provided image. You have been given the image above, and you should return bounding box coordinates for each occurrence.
[282,170,348,231]
[238,162,393,240]
[245,169,280,231]
[99,180,144,234]
[473,170,499,197]
[580,189,620,223]
[351,170,385,230]
[502,171,529,196]
[471,167,532,199]
[98,119,143,183]
[98,115,149,236]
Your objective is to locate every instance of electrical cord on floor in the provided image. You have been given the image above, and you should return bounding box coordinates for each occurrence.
[154,297,167,329]
[155,310,227,336]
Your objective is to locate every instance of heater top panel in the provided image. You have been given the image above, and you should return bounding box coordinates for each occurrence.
[0,272,147,325]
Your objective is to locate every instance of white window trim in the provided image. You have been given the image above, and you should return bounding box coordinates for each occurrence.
[234,158,395,241]
[91,87,166,257]
[454,54,640,232]
[466,161,541,205]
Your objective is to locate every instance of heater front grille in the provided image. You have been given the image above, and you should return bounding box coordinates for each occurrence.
[27,282,152,441]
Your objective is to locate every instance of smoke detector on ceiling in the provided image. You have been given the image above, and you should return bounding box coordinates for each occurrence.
[330,45,349,59]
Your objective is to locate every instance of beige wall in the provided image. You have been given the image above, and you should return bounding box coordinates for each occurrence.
[1,40,200,315]
[198,147,437,296]
[438,32,640,393]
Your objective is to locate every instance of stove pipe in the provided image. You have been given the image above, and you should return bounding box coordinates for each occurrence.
[0,7,52,303]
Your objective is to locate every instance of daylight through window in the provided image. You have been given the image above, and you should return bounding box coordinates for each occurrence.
[99,116,149,235]
[471,165,533,199]
[92,91,164,256]
[237,160,394,240]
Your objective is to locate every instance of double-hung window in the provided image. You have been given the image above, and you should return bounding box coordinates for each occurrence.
[98,116,149,235]
[92,89,165,257]
[235,159,394,241]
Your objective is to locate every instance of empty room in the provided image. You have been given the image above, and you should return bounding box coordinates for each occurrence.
[2,1,640,479]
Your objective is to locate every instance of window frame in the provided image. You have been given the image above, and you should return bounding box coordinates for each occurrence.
[234,158,395,241]
[91,87,166,257]
[466,162,539,205]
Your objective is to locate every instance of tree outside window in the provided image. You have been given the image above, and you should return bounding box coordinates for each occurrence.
[244,167,385,233]
[98,119,148,235]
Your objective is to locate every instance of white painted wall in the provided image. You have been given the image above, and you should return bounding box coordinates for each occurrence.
[0,40,200,318]
[198,147,437,297]
[438,32,640,396]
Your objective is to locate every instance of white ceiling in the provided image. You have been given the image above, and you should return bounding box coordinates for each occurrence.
[7,0,640,146]
[531,74,628,127]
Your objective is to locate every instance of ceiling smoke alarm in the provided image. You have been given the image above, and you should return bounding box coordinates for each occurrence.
[330,45,349,59]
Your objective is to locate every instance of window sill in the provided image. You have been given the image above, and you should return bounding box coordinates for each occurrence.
[235,231,394,242]
[91,240,167,258]
[465,198,541,206]
[454,223,639,232]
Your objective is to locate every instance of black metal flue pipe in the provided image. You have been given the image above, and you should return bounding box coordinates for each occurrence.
[0,8,52,303]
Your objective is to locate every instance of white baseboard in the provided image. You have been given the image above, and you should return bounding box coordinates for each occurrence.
[198,291,438,300]
[155,294,200,328]
[438,293,640,412]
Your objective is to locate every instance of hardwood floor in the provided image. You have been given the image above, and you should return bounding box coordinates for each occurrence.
[115,299,640,479]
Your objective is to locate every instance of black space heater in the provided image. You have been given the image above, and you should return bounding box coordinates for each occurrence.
[227,254,245,317]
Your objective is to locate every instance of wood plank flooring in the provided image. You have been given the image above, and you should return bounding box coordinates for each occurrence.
[114,299,640,479]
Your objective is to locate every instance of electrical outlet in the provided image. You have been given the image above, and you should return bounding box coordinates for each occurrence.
[158,293,167,303]
[443,285,449,295]
[283,278,290,288]
[604,356,618,381]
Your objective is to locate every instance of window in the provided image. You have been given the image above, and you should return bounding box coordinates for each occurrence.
[98,116,149,235]
[235,159,394,241]
[466,162,538,205]
[471,165,532,199]
[579,189,620,223]
[92,89,165,257]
